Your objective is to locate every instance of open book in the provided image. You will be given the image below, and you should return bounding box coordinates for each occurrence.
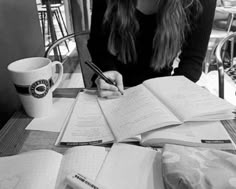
[58,76,235,149]
[0,143,165,189]
[98,76,235,141]
[0,146,108,189]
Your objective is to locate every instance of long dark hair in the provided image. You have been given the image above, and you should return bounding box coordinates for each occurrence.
[103,0,202,71]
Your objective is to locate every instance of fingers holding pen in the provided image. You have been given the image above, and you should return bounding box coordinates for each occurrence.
[96,79,121,98]
[95,71,124,98]
[85,61,124,97]
[96,78,118,91]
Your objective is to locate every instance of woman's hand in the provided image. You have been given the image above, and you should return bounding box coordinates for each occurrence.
[95,71,124,98]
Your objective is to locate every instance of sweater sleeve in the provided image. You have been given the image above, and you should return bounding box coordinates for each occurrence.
[173,0,216,82]
[87,0,117,72]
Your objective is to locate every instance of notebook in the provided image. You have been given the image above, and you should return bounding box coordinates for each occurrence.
[96,143,165,189]
[0,146,108,189]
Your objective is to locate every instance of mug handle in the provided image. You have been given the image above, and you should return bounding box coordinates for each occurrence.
[51,61,63,92]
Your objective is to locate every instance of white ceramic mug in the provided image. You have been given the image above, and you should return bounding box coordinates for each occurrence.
[8,57,63,118]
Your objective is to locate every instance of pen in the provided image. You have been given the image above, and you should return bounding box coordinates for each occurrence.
[66,172,107,189]
[85,60,123,95]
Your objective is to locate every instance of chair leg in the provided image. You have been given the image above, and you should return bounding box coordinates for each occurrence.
[39,12,46,47]
[230,38,234,66]
[204,48,215,73]
[54,10,69,51]
[46,12,51,45]
[204,53,210,73]
[57,6,68,35]
[218,65,224,99]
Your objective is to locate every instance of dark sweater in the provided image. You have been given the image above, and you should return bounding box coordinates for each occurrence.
[88,0,216,86]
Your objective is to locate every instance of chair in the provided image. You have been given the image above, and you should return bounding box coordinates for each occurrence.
[44,0,95,89]
[44,31,95,89]
[215,31,236,98]
[204,5,236,73]
[204,29,231,73]
[37,0,68,47]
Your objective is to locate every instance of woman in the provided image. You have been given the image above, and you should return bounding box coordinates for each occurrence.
[87,0,216,98]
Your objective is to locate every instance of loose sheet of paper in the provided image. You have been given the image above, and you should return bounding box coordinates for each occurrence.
[96,143,165,189]
[26,98,75,132]
[60,90,114,144]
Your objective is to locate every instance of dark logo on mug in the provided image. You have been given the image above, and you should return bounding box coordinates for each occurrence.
[29,79,50,98]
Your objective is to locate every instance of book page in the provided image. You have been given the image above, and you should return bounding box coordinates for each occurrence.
[0,150,62,189]
[98,84,181,142]
[96,143,165,189]
[141,121,236,150]
[59,90,114,145]
[55,146,108,189]
[143,76,235,121]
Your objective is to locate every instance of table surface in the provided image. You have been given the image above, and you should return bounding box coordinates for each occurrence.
[0,88,81,157]
[2,59,236,156]
[216,6,236,14]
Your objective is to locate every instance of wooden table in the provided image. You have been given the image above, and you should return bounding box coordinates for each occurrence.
[2,69,236,157]
[0,88,82,156]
